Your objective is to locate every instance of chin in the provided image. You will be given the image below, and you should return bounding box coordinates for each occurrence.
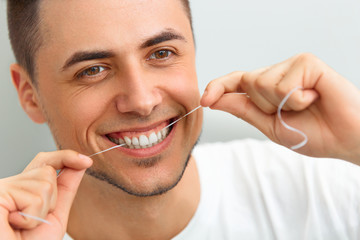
[86,150,192,197]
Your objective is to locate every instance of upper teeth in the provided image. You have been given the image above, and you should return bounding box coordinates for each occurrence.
[109,128,169,149]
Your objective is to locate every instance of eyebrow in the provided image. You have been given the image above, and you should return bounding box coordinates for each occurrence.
[62,51,115,71]
[140,29,187,49]
[61,29,186,71]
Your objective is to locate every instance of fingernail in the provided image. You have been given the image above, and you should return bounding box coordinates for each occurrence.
[78,154,92,163]
[202,90,208,98]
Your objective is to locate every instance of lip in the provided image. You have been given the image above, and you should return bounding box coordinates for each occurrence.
[106,118,173,139]
[102,120,177,158]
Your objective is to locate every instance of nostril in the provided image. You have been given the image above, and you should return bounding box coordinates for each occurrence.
[115,88,162,116]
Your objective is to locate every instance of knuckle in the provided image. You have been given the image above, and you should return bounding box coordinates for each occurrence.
[241,72,253,88]
[296,52,318,65]
[274,85,287,97]
[35,152,46,159]
[255,76,270,92]
[41,166,57,180]
[40,180,54,195]
[33,194,44,208]
[229,71,243,78]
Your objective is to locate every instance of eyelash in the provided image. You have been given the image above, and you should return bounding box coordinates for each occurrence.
[75,49,177,80]
[147,49,176,61]
[76,66,108,79]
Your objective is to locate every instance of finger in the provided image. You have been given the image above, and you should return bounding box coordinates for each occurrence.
[13,167,58,214]
[210,93,277,141]
[25,150,93,172]
[52,168,87,226]
[240,76,278,114]
[253,54,320,111]
[8,189,47,229]
[249,60,294,110]
[16,167,58,213]
[0,208,15,239]
[201,71,245,107]
[274,61,320,111]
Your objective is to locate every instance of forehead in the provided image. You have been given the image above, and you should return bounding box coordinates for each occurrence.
[38,0,191,58]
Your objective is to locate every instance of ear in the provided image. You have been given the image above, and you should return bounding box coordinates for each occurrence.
[10,64,46,124]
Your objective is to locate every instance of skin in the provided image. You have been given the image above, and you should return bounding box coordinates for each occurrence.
[6,0,202,239]
[1,0,360,239]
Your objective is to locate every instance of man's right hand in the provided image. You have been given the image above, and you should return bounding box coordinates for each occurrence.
[0,150,92,239]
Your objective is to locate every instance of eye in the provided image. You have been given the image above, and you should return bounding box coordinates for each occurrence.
[148,50,173,60]
[78,66,106,78]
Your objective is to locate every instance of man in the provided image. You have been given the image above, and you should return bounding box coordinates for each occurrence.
[1,0,360,239]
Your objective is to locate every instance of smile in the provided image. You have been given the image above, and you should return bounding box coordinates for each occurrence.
[106,119,175,150]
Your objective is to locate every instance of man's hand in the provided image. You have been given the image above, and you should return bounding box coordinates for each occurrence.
[0,150,92,239]
[201,53,360,163]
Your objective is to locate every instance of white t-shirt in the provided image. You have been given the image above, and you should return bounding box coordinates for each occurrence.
[65,139,360,239]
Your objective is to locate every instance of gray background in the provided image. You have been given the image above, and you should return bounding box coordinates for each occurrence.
[1,0,359,178]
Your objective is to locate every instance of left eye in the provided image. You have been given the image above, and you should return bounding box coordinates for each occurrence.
[148,50,172,60]
[79,66,106,77]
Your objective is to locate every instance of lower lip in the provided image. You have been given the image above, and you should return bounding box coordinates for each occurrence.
[103,123,177,158]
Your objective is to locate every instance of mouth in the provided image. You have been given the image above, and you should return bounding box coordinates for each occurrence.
[105,118,175,150]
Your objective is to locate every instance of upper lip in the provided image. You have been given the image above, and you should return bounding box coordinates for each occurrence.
[102,117,177,135]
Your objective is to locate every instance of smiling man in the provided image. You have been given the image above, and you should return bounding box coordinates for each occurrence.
[2,0,360,239]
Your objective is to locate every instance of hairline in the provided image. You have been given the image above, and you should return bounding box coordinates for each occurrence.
[8,0,194,84]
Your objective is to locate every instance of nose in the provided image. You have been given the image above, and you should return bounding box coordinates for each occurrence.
[115,67,162,116]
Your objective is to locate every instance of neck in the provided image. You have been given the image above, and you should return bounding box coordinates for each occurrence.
[67,156,200,240]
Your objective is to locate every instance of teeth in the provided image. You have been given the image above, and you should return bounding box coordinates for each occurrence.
[149,132,158,145]
[124,136,132,146]
[110,126,172,149]
[132,137,139,146]
[139,135,150,147]
[161,128,168,138]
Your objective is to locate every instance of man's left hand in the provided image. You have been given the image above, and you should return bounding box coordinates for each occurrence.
[201,53,360,164]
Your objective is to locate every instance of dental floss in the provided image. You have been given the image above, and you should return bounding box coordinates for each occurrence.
[88,88,309,155]
[16,87,308,227]
[18,211,51,225]
[162,105,203,130]
[88,144,127,158]
[277,86,308,150]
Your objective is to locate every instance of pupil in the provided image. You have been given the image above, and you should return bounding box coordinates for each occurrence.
[156,50,168,58]
[88,67,99,75]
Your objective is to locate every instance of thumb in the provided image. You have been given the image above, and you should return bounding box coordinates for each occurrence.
[209,93,276,139]
[52,166,88,226]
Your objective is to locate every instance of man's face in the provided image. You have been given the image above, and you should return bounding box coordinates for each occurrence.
[34,0,202,196]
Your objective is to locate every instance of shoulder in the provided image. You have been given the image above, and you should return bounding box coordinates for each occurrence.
[191,139,360,238]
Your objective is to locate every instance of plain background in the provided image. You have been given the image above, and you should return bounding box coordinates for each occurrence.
[0,0,359,178]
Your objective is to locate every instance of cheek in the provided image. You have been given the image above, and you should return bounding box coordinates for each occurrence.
[162,68,200,108]
[40,84,109,130]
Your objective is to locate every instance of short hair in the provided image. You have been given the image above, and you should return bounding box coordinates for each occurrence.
[7,0,193,83]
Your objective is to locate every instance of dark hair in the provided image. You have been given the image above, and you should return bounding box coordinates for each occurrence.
[7,0,193,83]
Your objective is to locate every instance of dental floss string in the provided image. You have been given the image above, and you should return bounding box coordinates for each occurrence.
[88,144,127,158]
[277,86,308,150]
[86,106,202,158]
[162,105,203,130]
[16,87,308,226]
[18,212,51,225]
